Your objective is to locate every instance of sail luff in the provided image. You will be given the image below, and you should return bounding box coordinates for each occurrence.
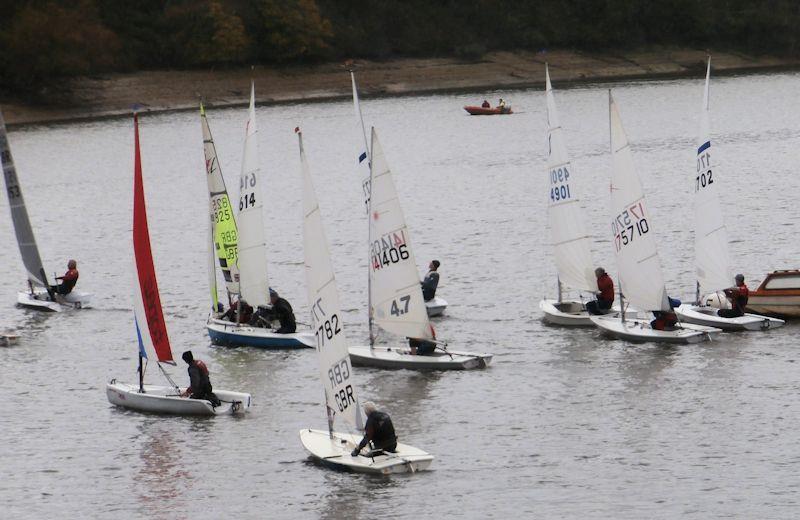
[132,113,173,363]
[0,108,49,288]
[299,129,362,432]
[201,103,240,297]
[608,92,670,312]
[236,83,270,307]
[545,64,596,293]
[368,128,433,340]
[693,58,732,297]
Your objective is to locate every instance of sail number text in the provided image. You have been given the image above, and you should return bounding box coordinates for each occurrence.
[549,166,572,203]
[695,150,713,192]
[371,230,410,271]
[310,298,342,349]
[211,197,233,223]
[329,357,355,412]
[390,295,411,316]
[612,201,650,252]
[239,172,257,211]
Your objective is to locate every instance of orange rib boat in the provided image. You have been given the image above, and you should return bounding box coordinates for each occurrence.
[464,105,513,115]
[746,270,800,318]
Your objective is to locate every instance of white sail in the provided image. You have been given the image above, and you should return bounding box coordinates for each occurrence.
[608,92,670,312]
[368,128,433,340]
[236,83,270,307]
[350,71,372,213]
[0,109,49,288]
[693,58,731,298]
[545,64,596,293]
[299,129,362,431]
[201,104,240,297]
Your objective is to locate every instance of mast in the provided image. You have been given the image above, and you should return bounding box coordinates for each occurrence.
[351,70,375,348]
[138,354,144,393]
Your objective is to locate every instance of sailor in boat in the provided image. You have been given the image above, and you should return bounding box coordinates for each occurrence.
[585,267,614,315]
[180,351,220,406]
[718,274,749,318]
[221,299,254,324]
[408,337,436,355]
[252,288,297,333]
[51,259,79,296]
[481,100,491,108]
[351,401,398,457]
[421,260,440,302]
[650,297,682,330]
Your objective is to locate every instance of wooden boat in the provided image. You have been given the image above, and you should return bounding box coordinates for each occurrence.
[297,128,433,473]
[201,88,312,348]
[746,270,800,317]
[464,105,512,115]
[673,58,783,332]
[0,109,92,312]
[591,92,720,344]
[106,113,250,416]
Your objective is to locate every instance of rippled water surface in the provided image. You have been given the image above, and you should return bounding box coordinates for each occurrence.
[2,71,800,519]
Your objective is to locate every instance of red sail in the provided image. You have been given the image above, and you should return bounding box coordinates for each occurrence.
[133,113,173,363]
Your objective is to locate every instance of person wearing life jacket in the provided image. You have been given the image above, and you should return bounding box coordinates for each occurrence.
[351,401,398,457]
[267,288,297,333]
[586,267,614,315]
[420,260,440,302]
[221,299,253,324]
[651,297,681,330]
[718,274,749,318]
[481,100,491,108]
[180,350,220,406]
[53,259,79,295]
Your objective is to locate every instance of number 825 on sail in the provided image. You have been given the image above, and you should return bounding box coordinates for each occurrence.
[612,201,650,252]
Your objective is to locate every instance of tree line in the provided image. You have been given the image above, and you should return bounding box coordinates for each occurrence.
[1,0,798,98]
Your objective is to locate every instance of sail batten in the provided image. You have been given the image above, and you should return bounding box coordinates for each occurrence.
[0,109,49,288]
[299,129,362,432]
[545,65,596,293]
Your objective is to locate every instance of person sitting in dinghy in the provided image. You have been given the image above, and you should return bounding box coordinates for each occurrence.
[52,259,79,295]
[650,297,681,330]
[180,351,220,406]
[221,299,253,324]
[421,260,440,302]
[257,288,297,333]
[586,267,614,315]
[481,100,491,108]
[718,274,749,318]
[351,401,397,457]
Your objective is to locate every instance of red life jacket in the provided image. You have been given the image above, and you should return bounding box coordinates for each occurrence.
[195,360,209,376]
[597,274,614,302]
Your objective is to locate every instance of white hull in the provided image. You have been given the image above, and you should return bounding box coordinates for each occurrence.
[17,288,92,312]
[590,316,720,344]
[348,344,491,370]
[1,333,19,346]
[207,317,315,348]
[675,304,784,331]
[539,298,636,326]
[106,381,251,416]
[425,297,447,317]
[299,428,433,475]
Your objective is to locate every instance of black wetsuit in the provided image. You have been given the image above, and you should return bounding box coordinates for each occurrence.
[270,297,297,334]
[187,361,220,406]
[421,271,439,302]
[409,338,436,355]
[356,411,397,452]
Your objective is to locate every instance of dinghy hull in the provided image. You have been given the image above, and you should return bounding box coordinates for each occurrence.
[425,297,447,317]
[17,289,91,312]
[348,345,491,370]
[206,317,314,348]
[675,304,784,331]
[590,316,720,344]
[106,382,250,416]
[300,428,434,475]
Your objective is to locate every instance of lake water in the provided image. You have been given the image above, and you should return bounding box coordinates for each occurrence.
[2,71,800,519]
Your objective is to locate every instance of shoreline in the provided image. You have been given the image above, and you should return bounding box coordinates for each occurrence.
[3,48,799,127]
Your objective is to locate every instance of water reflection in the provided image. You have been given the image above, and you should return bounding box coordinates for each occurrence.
[133,419,192,518]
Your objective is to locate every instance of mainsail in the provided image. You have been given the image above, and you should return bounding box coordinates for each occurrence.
[545,65,596,293]
[350,71,371,212]
[608,92,670,312]
[0,108,49,288]
[368,128,433,340]
[236,83,270,308]
[693,58,731,300]
[132,113,173,363]
[299,129,362,431]
[201,103,240,300]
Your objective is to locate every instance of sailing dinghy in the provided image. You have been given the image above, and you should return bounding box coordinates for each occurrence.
[297,128,433,474]
[590,93,721,344]
[538,64,632,326]
[348,128,491,369]
[673,59,783,331]
[106,113,250,416]
[0,108,91,312]
[350,72,446,318]
[202,89,313,348]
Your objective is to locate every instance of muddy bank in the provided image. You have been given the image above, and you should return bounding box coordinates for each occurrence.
[2,48,798,126]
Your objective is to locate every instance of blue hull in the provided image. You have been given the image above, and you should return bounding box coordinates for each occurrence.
[207,326,310,349]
